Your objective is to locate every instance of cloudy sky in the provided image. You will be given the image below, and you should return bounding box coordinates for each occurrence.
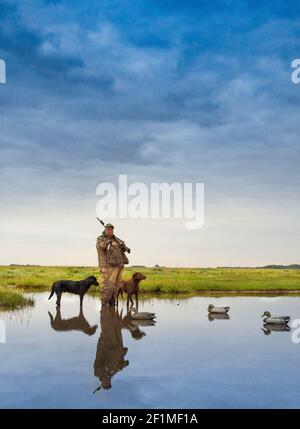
[0,0,299,267]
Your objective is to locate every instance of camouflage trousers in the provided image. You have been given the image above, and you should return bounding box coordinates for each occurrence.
[100,266,124,305]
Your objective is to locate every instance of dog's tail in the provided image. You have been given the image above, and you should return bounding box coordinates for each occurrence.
[48,311,54,325]
[48,285,55,300]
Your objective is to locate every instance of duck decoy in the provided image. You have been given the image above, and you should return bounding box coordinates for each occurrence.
[130,310,156,320]
[261,311,290,325]
[208,304,230,314]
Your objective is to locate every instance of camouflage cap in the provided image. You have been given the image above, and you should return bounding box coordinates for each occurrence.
[105,223,114,229]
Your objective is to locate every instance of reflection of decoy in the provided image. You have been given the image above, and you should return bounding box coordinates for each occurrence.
[261,324,291,335]
[261,311,290,325]
[208,304,230,314]
[48,307,98,336]
[131,319,156,327]
[93,307,129,392]
[208,312,230,321]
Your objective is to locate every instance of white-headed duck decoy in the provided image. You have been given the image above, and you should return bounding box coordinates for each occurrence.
[208,304,230,314]
[261,311,290,325]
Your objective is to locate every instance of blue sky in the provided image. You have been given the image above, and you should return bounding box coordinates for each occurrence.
[0,0,299,266]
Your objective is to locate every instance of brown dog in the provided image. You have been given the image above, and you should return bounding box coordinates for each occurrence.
[117,272,146,307]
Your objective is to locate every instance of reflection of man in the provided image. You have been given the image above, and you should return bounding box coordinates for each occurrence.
[93,307,129,391]
[96,223,130,306]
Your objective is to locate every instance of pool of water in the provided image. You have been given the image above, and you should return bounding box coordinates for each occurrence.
[1,293,300,408]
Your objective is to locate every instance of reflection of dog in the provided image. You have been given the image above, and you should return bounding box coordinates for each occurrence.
[48,275,99,307]
[48,307,98,336]
[117,272,146,307]
[121,313,146,340]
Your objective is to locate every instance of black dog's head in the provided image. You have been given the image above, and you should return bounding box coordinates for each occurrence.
[86,275,99,286]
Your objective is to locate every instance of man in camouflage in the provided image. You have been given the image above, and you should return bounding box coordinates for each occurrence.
[96,223,130,306]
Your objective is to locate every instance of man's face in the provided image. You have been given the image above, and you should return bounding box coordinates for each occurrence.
[106,227,114,236]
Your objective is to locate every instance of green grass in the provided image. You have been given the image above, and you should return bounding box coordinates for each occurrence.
[0,288,34,310]
[0,265,300,296]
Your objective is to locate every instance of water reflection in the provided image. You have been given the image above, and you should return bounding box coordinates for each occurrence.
[93,307,129,391]
[47,304,156,392]
[48,307,98,336]
[261,324,291,335]
[93,307,157,391]
[208,313,230,321]
[3,293,300,408]
[121,312,146,340]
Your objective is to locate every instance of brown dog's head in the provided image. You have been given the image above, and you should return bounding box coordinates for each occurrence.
[133,272,146,282]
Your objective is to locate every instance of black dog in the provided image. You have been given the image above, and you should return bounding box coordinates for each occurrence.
[48,275,99,307]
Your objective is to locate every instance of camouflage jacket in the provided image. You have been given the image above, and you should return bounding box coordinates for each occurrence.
[96,233,130,268]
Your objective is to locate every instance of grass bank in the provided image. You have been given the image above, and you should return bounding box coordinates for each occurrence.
[0,265,300,296]
[0,288,34,310]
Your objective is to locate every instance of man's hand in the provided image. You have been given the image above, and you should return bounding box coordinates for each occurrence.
[120,243,130,253]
